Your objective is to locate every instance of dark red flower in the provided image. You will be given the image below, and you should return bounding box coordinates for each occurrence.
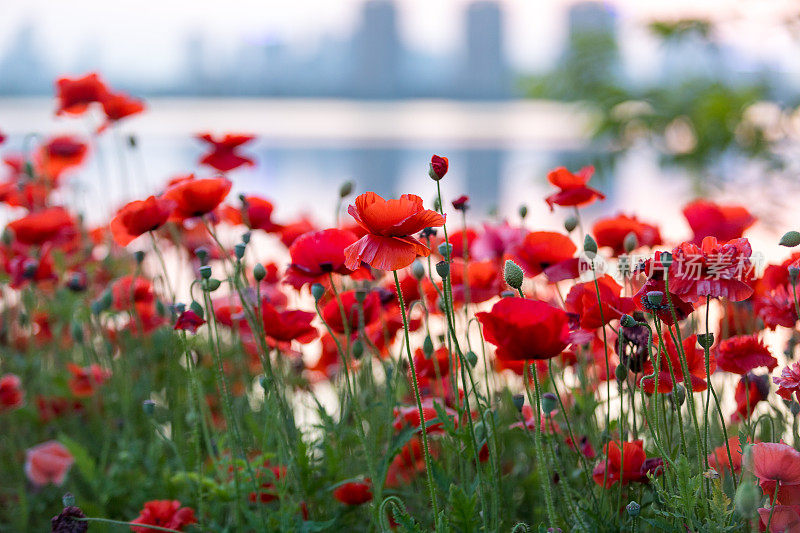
[112,276,154,311]
[174,310,205,333]
[592,213,661,254]
[592,440,662,487]
[260,301,318,347]
[439,228,478,260]
[732,373,770,421]
[471,221,525,261]
[545,166,605,211]
[565,275,634,330]
[110,196,174,246]
[222,195,282,233]
[285,228,360,289]
[98,91,145,132]
[668,236,754,303]
[429,154,449,180]
[707,437,744,476]
[0,374,24,412]
[197,133,256,172]
[67,364,110,398]
[344,192,445,271]
[448,258,503,305]
[333,479,373,505]
[393,400,456,433]
[754,286,798,330]
[682,199,755,244]
[775,361,800,403]
[639,334,715,394]
[511,231,576,278]
[716,335,777,375]
[632,252,695,324]
[451,195,469,211]
[162,176,232,220]
[321,289,381,335]
[412,346,451,380]
[476,297,570,360]
[130,500,197,533]
[54,73,109,116]
[8,207,77,246]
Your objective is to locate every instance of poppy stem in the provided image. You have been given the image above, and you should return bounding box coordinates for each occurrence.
[393,269,439,519]
[76,517,187,533]
[653,317,688,456]
[523,361,558,528]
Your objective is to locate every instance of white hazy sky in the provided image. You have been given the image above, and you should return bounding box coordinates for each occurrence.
[0,0,799,79]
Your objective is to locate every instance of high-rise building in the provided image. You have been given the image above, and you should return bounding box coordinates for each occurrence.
[457,1,510,100]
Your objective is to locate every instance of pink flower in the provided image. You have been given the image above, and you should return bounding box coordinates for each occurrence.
[776,362,800,403]
[24,441,74,487]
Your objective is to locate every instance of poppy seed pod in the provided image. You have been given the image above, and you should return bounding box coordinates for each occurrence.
[500,290,516,298]
[646,291,664,307]
[659,251,673,269]
[697,333,714,349]
[436,260,449,279]
[411,260,425,280]
[253,263,266,281]
[780,230,800,247]
[234,242,246,260]
[199,265,212,280]
[438,242,453,258]
[194,246,209,265]
[133,250,145,264]
[564,215,578,233]
[626,501,640,518]
[512,394,525,413]
[541,392,558,414]
[311,283,325,302]
[504,260,524,290]
[620,314,637,328]
[339,180,354,198]
[429,154,449,181]
[583,234,597,254]
[623,232,638,253]
[242,231,251,244]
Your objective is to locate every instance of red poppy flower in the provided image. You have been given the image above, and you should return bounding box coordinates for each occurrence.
[757,505,800,532]
[333,479,373,505]
[749,442,800,486]
[668,236,754,302]
[37,135,89,181]
[285,228,360,289]
[592,213,661,254]
[682,199,755,244]
[476,297,570,361]
[448,258,503,305]
[99,91,145,131]
[249,464,287,504]
[67,363,111,398]
[8,207,77,246]
[54,72,109,116]
[707,437,744,476]
[321,289,381,335]
[716,335,777,375]
[754,286,798,330]
[197,133,255,172]
[112,276,154,311]
[592,440,662,487]
[430,154,449,180]
[386,438,438,488]
[6,248,58,289]
[545,166,605,211]
[774,362,800,403]
[510,405,561,434]
[393,400,456,433]
[412,346,451,380]
[451,195,469,210]
[511,231,576,278]
[344,192,445,271]
[565,275,634,330]
[640,334,714,394]
[0,130,5,144]
[162,176,232,220]
[174,310,205,333]
[222,195,282,233]
[439,228,477,259]
[260,301,318,347]
[732,373,770,421]
[130,500,197,533]
[110,196,174,246]
[36,396,83,422]
[0,374,24,412]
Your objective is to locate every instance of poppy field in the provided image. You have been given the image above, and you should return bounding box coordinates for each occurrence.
[4,73,800,533]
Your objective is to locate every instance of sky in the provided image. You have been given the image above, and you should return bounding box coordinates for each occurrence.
[1,0,799,82]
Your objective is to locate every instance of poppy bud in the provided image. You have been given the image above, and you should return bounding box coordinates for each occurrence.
[433,197,442,212]
[466,350,478,368]
[780,231,800,247]
[429,154,449,181]
[564,216,578,233]
[234,243,246,260]
[541,392,558,414]
[253,263,266,281]
[646,291,664,307]
[504,260,524,290]
[790,266,800,286]
[352,339,364,360]
[672,383,686,407]
[659,252,673,269]
[519,205,528,219]
[423,335,434,357]
[411,260,425,280]
[1,228,11,246]
[260,375,270,390]
[242,231,251,244]
[67,272,87,292]
[199,265,212,280]
[100,289,113,310]
[501,290,516,298]
[128,134,138,148]
[190,301,204,318]
[583,234,597,254]
[438,242,453,258]
[195,246,209,265]
[620,314,637,328]
[133,250,145,264]
[155,299,166,316]
[70,321,84,344]
[623,232,638,253]
[626,501,640,518]
[452,195,469,211]
[791,402,800,416]
[339,180,354,198]
[697,333,714,349]
[311,283,325,302]
[204,278,221,292]
[436,261,449,279]
[512,394,525,413]
[142,400,155,416]
[614,364,629,383]
[734,480,760,518]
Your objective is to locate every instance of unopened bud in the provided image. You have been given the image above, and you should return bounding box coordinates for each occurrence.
[352,339,364,359]
[504,260,524,290]
[429,154,449,181]
[411,260,425,280]
[615,364,629,383]
[423,336,434,357]
[436,260,449,279]
[734,480,761,518]
[623,232,638,253]
[673,383,686,406]
[234,243,246,260]
[133,250,145,264]
[541,392,558,414]
[204,278,221,291]
[518,205,528,219]
[512,394,525,413]
[466,350,478,368]
[142,400,156,416]
[70,321,84,344]
[781,231,800,248]
[564,216,578,233]
[253,263,266,281]
[697,333,715,349]
[190,301,204,318]
[311,283,325,302]
[339,180,354,198]
[583,234,597,254]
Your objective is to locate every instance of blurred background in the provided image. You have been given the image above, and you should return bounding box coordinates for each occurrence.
[2,0,800,242]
